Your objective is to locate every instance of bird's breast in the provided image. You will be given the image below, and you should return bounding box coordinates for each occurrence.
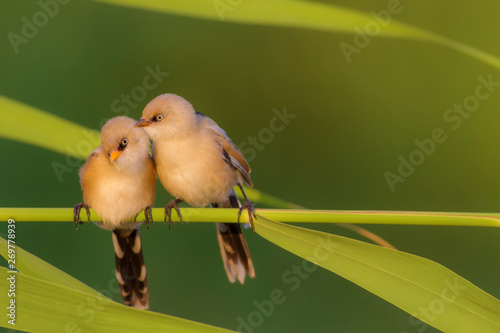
[154,137,237,206]
[83,165,155,229]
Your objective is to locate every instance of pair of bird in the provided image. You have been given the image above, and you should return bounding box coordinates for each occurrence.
[74,94,256,309]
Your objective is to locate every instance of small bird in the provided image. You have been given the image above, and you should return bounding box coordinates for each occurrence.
[74,116,156,309]
[135,93,255,284]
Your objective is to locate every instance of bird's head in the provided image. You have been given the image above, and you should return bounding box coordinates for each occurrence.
[101,116,151,169]
[134,93,196,140]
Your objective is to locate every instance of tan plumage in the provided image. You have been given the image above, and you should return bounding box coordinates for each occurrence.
[136,93,256,283]
[74,116,155,309]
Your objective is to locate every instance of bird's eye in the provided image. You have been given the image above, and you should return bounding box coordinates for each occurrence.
[108,153,110,157]
[156,115,164,121]
[121,138,128,146]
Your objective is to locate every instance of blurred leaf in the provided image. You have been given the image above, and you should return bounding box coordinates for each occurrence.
[0,244,235,333]
[240,186,302,209]
[254,215,500,333]
[91,0,436,39]
[0,95,100,159]
[92,0,500,69]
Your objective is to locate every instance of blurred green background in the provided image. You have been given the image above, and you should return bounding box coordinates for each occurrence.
[2,1,500,332]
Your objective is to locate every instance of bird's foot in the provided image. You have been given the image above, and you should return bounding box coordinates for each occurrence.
[237,198,257,230]
[143,207,153,230]
[164,199,183,229]
[74,203,90,230]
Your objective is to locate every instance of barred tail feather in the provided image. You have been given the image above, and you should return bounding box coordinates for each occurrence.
[214,190,255,284]
[112,228,149,309]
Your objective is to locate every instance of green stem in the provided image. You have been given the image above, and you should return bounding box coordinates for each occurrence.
[1,208,500,227]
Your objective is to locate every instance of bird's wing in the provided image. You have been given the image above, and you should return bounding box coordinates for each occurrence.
[87,146,104,160]
[198,114,253,187]
[79,146,106,205]
[221,141,253,187]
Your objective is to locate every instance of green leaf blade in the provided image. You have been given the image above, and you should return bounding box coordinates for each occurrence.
[0,237,100,295]
[0,268,236,333]
[254,215,500,332]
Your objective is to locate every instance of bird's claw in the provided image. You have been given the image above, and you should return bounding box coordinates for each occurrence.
[143,207,153,230]
[164,199,183,229]
[74,203,90,230]
[237,198,257,230]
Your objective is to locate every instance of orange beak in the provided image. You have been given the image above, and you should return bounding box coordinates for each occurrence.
[109,150,122,162]
[134,118,152,127]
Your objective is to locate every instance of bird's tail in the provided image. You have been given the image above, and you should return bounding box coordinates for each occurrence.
[213,190,255,284]
[112,228,149,309]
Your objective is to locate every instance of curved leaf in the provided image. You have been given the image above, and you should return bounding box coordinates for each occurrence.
[0,244,235,333]
[0,237,99,295]
[253,215,500,333]
[92,0,500,70]
[0,95,100,159]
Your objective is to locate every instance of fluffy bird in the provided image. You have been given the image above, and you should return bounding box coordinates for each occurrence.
[74,116,156,309]
[135,93,255,284]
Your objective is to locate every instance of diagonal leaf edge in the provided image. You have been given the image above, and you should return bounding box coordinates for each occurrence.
[0,267,236,333]
[0,95,100,159]
[0,236,101,296]
[91,0,500,70]
[253,214,500,332]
